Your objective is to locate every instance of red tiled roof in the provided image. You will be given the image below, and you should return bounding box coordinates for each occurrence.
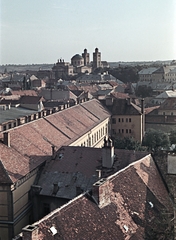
[31,155,173,239]
[0,99,110,183]
[37,146,149,199]
[11,90,38,96]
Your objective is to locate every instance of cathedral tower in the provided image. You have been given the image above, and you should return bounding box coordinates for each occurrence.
[93,48,101,69]
[82,48,90,66]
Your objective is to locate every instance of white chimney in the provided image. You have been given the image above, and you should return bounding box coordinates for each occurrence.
[102,137,114,168]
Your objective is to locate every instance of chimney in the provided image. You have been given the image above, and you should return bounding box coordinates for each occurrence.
[141,98,144,114]
[51,145,56,159]
[102,137,114,168]
[96,169,102,179]
[127,97,131,105]
[92,178,111,208]
[52,182,59,195]
[4,132,10,147]
[22,225,38,240]
[105,96,113,106]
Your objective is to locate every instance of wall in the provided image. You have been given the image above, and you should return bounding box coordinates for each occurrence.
[70,118,110,148]
[13,170,38,236]
[0,184,13,240]
[111,114,143,142]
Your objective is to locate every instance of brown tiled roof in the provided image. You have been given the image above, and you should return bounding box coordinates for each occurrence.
[108,80,118,87]
[20,96,44,104]
[111,99,142,115]
[37,146,149,199]
[11,90,38,96]
[31,155,173,239]
[110,92,129,99]
[0,99,110,183]
[145,105,160,114]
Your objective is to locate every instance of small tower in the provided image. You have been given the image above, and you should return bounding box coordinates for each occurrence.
[93,48,101,70]
[82,48,90,66]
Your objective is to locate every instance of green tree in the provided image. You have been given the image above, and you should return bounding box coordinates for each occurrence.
[135,85,153,98]
[169,130,176,144]
[142,129,170,151]
[114,136,145,150]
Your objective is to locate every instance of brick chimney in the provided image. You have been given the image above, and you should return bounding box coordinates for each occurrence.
[92,178,111,208]
[102,137,114,168]
[22,225,38,240]
[3,132,10,147]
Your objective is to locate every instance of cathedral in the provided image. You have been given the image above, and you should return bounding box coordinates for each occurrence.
[52,48,109,79]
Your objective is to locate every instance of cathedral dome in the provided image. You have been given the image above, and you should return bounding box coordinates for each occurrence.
[71,54,84,67]
[71,54,83,60]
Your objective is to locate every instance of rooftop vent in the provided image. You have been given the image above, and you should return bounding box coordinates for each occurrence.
[50,226,57,236]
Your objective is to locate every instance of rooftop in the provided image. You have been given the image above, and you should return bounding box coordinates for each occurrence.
[0,99,110,183]
[26,155,173,239]
[0,106,37,124]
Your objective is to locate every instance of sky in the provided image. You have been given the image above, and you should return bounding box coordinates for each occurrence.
[0,0,176,64]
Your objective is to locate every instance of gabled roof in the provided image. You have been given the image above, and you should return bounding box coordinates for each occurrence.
[37,146,148,199]
[0,99,110,183]
[145,105,160,115]
[110,98,142,115]
[30,155,173,239]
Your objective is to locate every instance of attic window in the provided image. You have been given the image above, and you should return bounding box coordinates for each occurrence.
[50,226,57,236]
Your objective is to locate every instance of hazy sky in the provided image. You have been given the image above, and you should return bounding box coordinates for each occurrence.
[0,0,176,64]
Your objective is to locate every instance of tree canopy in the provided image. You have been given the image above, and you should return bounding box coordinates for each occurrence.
[114,136,145,151]
[142,129,170,151]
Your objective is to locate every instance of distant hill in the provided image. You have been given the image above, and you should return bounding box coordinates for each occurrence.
[108,60,173,68]
[0,64,53,73]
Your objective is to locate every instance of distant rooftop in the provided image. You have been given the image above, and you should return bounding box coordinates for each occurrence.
[0,106,37,124]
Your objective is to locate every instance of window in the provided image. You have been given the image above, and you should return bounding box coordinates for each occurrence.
[105,124,108,134]
[171,112,173,116]
[126,129,128,133]
[163,112,165,115]
[89,137,91,146]
[129,129,131,133]
[118,118,121,122]
[129,118,131,122]
[126,118,128,122]
[112,129,116,134]
[122,129,124,133]
[112,118,116,124]
[119,129,121,133]
[122,118,124,122]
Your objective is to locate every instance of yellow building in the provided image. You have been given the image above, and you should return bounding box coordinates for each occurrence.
[106,97,145,143]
